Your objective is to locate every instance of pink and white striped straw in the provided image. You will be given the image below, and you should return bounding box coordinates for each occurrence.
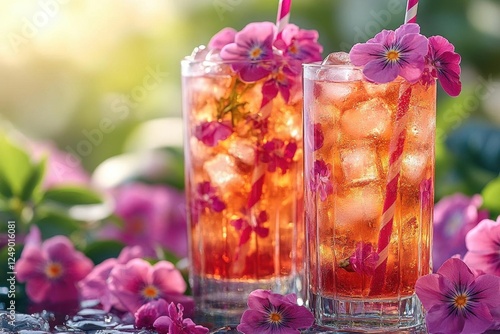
[276,0,291,41]
[369,0,419,295]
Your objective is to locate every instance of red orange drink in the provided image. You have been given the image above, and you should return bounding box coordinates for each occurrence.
[304,61,435,330]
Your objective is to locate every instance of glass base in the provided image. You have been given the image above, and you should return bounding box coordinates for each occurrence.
[310,293,424,332]
[191,274,304,325]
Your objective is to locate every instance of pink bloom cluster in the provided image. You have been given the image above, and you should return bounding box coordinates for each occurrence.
[350,23,462,96]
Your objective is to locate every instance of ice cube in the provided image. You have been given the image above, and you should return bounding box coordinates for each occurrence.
[322,52,352,65]
[401,153,429,185]
[204,153,244,192]
[341,97,393,140]
[406,111,435,149]
[228,139,255,170]
[335,185,384,226]
[340,146,381,185]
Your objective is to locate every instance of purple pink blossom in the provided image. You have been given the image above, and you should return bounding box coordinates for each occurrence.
[194,120,232,147]
[15,226,94,304]
[237,289,314,334]
[108,258,188,314]
[309,159,334,202]
[193,181,226,214]
[432,194,489,270]
[348,242,379,276]
[464,217,500,277]
[153,302,209,334]
[277,23,323,63]
[231,210,269,246]
[259,138,297,174]
[415,258,500,334]
[135,298,169,330]
[208,27,236,50]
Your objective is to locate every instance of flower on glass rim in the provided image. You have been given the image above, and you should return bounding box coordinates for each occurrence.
[231,210,269,246]
[208,27,236,50]
[193,181,226,214]
[237,289,314,334]
[135,298,169,330]
[220,22,276,82]
[15,226,94,304]
[309,159,334,202]
[432,194,489,270]
[79,246,145,311]
[349,23,428,83]
[422,36,462,97]
[194,120,232,147]
[277,24,323,63]
[415,258,500,334]
[153,302,209,334]
[108,258,187,314]
[464,217,500,277]
[260,138,297,174]
[261,62,295,107]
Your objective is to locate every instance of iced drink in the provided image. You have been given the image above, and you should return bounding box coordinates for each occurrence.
[304,60,435,329]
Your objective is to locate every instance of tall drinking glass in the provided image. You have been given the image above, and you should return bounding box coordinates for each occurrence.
[303,62,435,331]
[181,53,304,319]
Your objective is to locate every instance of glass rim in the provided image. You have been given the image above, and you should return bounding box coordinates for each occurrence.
[302,61,362,71]
[182,56,282,66]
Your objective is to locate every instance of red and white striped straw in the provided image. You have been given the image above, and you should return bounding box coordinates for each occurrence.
[370,0,419,295]
[276,0,291,41]
[405,0,419,23]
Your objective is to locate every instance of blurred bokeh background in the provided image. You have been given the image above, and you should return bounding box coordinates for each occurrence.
[0,0,499,198]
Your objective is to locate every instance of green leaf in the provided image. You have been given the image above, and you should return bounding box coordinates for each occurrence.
[0,136,32,197]
[34,210,83,239]
[20,158,47,202]
[482,178,500,219]
[42,186,103,206]
[84,240,124,265]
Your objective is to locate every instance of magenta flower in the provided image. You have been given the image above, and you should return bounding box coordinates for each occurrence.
[464,217,500,277]
[100,183,188,258]
[415,258,500,334]
[135,298,169,330]
[208,27,236,50]
[15,226,93,304]
[108,258,187,313]
[309,159,334,202]
[277,24,323,63]
[350,23,428,83]
[194,120,232,147]
[153,302,209,334]
[306,123,324,152]
[423,36,462,97]
[79,246,145,311]
[237,289,314,334]
[349,242,379,275]
[260,139,297,174]
[261,63,295,107]
[220,22,276,82]
[231,210,269,246]
[433,194,489,270]
[193,181,226,214]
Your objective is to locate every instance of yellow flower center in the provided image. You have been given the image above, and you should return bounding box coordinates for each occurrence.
[250,47,262,59]
[141,285,160,299]
[454,294,468,309]
[386,50,400,61]
[269,311,282,323]
[44,262,63,279]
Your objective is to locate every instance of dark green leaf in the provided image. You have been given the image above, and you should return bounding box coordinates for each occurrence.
[20,158,47,202]
[84,240,124,265]
[42,186,103,206]
[482,178,500,219]
[34,210,83,239]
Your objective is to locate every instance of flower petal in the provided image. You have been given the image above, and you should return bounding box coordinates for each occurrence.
[208,27,237,49]
[473,274,500,308]
[461,302,495,334]
[425,303,465,334]
[363,59,399,83]
[24,277,51,303]
[151,261,187,296]
[349,43,384,66]
[437,257,475,286]
[415,273,445,311]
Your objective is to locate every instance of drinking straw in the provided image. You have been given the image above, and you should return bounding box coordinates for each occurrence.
[369,0,418,295]
[276,0,291,41]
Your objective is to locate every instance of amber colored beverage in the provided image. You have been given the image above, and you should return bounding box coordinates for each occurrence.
[303,63,435,330]
[182,56,304,318]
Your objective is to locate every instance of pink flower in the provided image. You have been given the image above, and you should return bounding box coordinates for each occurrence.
[433,194,489,270]
[135,298,169,330]
[306,123,324,152]
[101,183,188,258]
[15,226,93,304]
[220,22,276,82]
[309,159,334,202]
[423,36,462,97]
[153,303,209,334]
[193,181,226,214]
[464,217,500,277]
[237,289,314,334]
[277,24,323,63]
[194,120,232,147]
[260,138,297,174]
[415,258,500,334]
[79,246,145,311]
[108,258,187,314]
[349,242,379,276]
[231,210,269,246]
[261,63,295,107]
[208,27,236,50]
[350,23,428,84]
